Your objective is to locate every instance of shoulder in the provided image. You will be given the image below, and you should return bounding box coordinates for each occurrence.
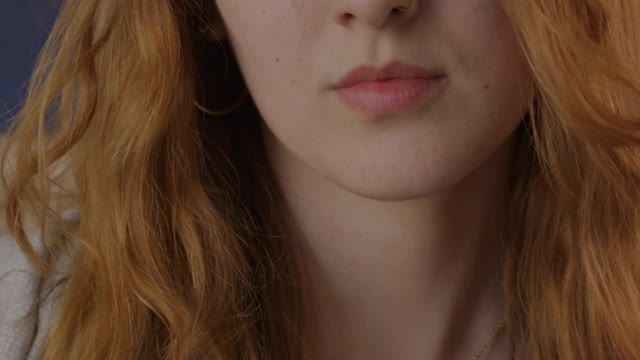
[0,135,79,359]
[0,208,78,360]
[0,227,50,360]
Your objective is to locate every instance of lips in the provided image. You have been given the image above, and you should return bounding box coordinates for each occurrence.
[333,61,443,89]
[333,61,446,117]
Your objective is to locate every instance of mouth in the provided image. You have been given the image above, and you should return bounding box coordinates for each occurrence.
[333,61,447,117]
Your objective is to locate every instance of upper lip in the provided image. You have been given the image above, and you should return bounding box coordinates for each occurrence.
[333,61,444,89]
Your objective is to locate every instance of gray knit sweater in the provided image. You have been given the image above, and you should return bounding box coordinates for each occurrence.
[0,209,77,360]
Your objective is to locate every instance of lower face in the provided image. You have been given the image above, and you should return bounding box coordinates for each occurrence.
[213,0,534,200]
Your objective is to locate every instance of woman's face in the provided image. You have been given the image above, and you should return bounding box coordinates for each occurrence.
[214,0,533,200]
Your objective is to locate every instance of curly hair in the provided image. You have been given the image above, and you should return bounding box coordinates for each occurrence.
[1,0,640,359]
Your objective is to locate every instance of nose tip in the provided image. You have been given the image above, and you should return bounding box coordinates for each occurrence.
[337,0,419,28]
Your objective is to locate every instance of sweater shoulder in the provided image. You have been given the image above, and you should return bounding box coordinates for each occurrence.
[0,208,78,360]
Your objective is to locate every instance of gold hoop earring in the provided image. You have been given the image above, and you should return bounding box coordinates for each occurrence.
[194,87,249,116]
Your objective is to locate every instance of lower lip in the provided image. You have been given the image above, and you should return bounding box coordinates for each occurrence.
[335,77,446,117]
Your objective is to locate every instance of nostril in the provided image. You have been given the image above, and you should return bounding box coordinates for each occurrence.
[342,13,355,21]
[392,5,415,16]
[338,13,355,25]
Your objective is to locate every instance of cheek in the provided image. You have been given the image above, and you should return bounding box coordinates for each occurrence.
[437,1,524,70]
[217,2,318,124]
[216,0,319,75]
[438,1,532,117]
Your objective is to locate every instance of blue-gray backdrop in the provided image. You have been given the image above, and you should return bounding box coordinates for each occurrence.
[1,1,59,129]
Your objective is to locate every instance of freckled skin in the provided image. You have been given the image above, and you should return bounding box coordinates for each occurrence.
[214,0,533,200]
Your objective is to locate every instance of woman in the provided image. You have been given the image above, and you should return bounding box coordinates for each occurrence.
[1,0,640,359]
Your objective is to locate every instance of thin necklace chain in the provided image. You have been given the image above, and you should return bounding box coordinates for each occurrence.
[472,315,516,360]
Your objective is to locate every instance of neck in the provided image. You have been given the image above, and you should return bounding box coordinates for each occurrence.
[264,128,519,360]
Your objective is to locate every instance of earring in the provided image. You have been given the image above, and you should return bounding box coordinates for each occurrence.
[194,87,249,116]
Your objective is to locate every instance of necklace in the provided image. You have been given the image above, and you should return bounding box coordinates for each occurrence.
[472,315,516,360]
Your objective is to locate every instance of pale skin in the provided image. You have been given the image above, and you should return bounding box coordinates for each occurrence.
[213,0,533,359]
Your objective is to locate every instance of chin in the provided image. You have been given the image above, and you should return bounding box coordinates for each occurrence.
[331,160,475,202]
